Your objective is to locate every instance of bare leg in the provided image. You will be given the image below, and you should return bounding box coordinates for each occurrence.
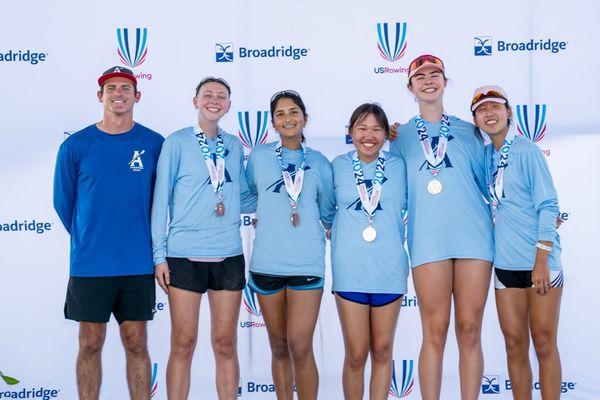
[412,260,453,400]
[166,287,201,400]
[369,297,402,400]
[453,259,492,400]
[119,321,151,400]
[335,294,370,400]
[286,288,323,400]
[208,289,243,400]
[529,287,562,400]
[77,322,106,400]
[257,290,294,399]
[496,288,532,400]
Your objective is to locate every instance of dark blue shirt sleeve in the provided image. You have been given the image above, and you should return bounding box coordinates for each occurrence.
[53,142,77,234]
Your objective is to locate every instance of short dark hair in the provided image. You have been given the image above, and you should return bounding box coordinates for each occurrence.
[270,90,307,142]
[195,76,231,96]
[348,103,390,135]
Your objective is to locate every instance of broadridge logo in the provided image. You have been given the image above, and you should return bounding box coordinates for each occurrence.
[0,220,53,234]
[0,50,47,65]
[474,36,568,56]
[0,371,60,400]
[216,42,309,62]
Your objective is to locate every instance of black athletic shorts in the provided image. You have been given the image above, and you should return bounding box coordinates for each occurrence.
[494,268,565,289]
[167,254,245,293]
[248,272,324,295]
[64,274,155,324]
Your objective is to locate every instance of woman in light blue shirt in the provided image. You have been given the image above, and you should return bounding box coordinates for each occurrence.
[151,77,256,399]
[331,103,409,399]
[389,55,494,400]
[245,90,335,399]
[471,85,563,400]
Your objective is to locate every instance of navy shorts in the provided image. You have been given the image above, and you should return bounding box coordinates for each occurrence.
[335,291,403,307]
[248,272,324,295]
[167,255,246,293]
[64,274,155,324]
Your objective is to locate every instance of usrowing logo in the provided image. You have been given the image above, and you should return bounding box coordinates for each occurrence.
[516,104,547,143]
[389,359,414,398]
[117,28,148,68]
[238,111,269,151]
[243,284,261,317]
[150,363,158,397]
[377,22,408,62]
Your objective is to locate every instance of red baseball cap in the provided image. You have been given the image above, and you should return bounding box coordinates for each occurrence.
[98,66,137,87]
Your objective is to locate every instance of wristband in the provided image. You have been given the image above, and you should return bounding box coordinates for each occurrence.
[536,242,553,252]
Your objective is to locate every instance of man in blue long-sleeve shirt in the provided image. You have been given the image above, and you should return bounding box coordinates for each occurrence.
[53,66,163,400]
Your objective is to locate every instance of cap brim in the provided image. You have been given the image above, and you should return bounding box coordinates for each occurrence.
[471,97,507,112]
[98,72,137,87]
[408,63,444,79]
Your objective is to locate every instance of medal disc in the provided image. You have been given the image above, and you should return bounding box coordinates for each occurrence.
[290,211,300,227]
[362,226,377,242]
[427,179,443,195]
[215,202,225,217]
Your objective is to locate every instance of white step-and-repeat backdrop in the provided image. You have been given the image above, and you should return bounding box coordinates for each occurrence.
[1,0,599,398]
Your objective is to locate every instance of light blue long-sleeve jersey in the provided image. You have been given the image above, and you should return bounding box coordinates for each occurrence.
[389,116,494,268]
[53,123,164,277]
[331,151,410,293]
[245,142,335,278]
[151,127,256,265]
[485,135,562,270]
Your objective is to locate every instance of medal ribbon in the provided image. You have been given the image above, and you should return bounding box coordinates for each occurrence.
[488,125,517,208]
[275,141,307,211]
[352,151,385,223]
[195,127,226,202]
[414,114,450,175]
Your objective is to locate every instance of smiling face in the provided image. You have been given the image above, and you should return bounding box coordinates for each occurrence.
[408,66,446,104]
[474,101,512,138]
[97,77,140,116]
[350,112,388,163]
[272,97,307,142]
[193,81,231,124]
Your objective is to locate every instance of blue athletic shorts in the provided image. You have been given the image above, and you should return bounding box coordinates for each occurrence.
[334,291,403,307]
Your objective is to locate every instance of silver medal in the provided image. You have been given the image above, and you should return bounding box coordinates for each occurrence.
[362,226,377,242]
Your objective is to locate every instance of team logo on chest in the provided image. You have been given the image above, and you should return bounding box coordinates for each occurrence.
[203,149,233,186]
[418,135,454,171]
[129,150,145,172]
[266,163,311,193]
[347,177,388,211]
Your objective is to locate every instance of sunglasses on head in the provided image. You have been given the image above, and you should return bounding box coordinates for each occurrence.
[409,55,444,72]
[270,89,302,103]
[471,90,506,105]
